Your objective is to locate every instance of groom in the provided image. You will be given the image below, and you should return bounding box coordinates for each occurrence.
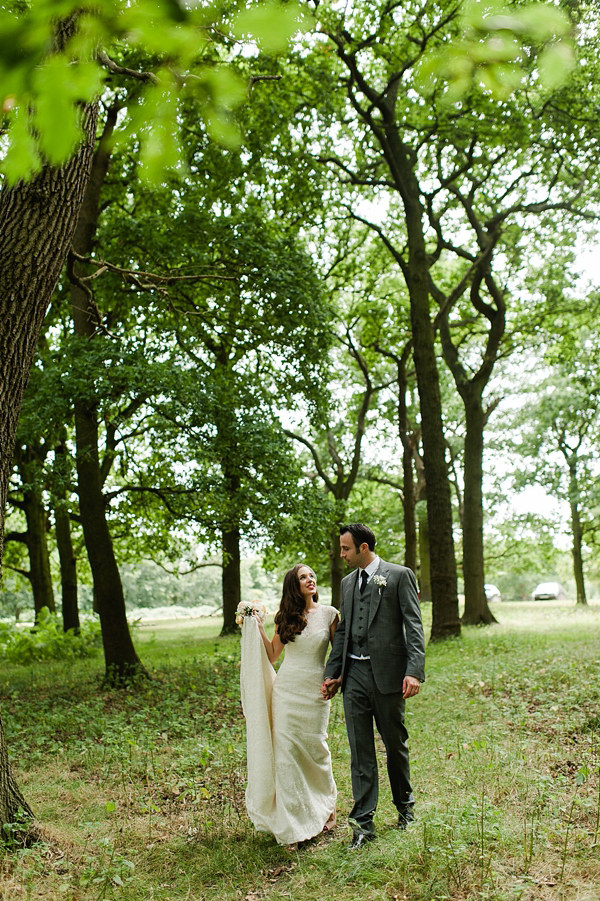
[322,523,425,849]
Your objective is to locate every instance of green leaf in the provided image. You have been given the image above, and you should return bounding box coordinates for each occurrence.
[232,2,307,53]
[1,106,42,184]
[32,56,82,164]
[205,109,241,149]
[478,63,523,98]
[135,77,185,182]
[414,52,442,97]
[537,41,575,91]
[202,67,247,108]
[516,5,571,41]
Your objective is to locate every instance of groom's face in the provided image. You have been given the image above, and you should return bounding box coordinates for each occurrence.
[340,532,367,569]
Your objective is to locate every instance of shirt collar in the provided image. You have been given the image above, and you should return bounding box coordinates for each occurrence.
[361,556,380,580]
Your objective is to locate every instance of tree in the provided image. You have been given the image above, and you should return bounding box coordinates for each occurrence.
[290,0,597,636]
[162,206,330,629]
[511,363,600,606]
[0,0,304,842]
[5,442,56,619]
[283,324,392,606]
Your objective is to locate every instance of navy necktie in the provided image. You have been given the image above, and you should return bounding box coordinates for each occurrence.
[360,570,368,593]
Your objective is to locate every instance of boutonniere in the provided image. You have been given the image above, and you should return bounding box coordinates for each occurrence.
[373,574,387,595]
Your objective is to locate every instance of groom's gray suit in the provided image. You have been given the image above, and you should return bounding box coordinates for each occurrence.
[324,559,425,835]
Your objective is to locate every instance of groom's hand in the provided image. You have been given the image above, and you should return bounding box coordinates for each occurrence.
[403,675,420,699]
[321,677,341,700]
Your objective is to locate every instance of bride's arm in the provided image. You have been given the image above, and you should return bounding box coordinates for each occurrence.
[255,616,284,663]
[329,614,340,646]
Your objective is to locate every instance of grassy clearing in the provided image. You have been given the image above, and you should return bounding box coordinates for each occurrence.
[1,601,600,901]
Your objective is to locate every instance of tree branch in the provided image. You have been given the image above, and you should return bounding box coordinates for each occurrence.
[97,51,159,85]
[282,429,336,494]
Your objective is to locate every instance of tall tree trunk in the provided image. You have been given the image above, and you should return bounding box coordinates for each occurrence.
[461,399,497,626]
[221,525,241,634]
[0,714,36,843]
[329,525,345,610]
[330,39,460,640]
[54,442,80,633]
[73,392,144,682]
[23,485,56,618]
[56,503,79,632]
[12,445,56,618]
[377,123,460,639]
[70,107,145,683]
[376,343,420,574]
[417,504,431,603]
[568,466,587,605]
[401,446,417,574]
[0,104,98,575]
[0,97,98,836]
[403,204,460,639]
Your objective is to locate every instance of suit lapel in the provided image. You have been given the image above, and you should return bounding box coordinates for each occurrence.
[368,560,390,627]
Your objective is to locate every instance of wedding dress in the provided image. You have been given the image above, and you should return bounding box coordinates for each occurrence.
[240,604,338,845]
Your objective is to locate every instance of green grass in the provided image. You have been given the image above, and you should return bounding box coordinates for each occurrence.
[1,601,600,900]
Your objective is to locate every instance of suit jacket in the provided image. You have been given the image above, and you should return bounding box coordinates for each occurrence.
[324,559,426,695]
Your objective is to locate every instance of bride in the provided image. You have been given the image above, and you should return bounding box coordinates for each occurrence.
[240,564,339,848]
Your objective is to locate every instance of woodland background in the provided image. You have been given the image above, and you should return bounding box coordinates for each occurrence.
[0,1,600,890]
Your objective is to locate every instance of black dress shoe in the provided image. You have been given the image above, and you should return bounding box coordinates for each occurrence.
[397,807,415,830]
[349,831,374,850]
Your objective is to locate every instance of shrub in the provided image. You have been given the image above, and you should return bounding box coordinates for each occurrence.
[0,608,102,664]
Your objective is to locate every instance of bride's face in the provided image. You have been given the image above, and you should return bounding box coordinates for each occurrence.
[297,566,317,600]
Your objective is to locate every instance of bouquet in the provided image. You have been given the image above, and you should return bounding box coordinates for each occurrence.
[236,600,267,626]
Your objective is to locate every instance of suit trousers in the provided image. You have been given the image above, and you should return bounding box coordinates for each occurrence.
[343,658,414,835]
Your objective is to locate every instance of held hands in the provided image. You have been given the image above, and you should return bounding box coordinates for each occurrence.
[403,675,421,699]
[321,677,341,700]
[321,675,420,700]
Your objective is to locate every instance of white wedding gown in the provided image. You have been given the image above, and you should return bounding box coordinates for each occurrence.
[240,604,338,845]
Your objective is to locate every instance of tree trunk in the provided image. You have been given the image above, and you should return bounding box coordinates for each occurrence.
[569,466,587,605]
[373,118,460,638]
[70,109,145,683]
[329,525,345,610]
[0,99,98,837]
[461,398,497,626]
[54,443,80,633]
[0,102,98,578]
[0,713,37,843]
[22,483,56,618]
[396,351,418,573]
[73,391,145,682]
[403,205,460,639]
[221,525,241,634]
[402,448,417,573]
[56,502,79,632]
[417,504,431,603]
[330,43,460,640]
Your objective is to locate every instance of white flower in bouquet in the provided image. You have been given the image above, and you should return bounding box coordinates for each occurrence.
[235,600,267,626]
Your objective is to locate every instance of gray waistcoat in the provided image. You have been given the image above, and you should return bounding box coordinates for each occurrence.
[349,573,375,657]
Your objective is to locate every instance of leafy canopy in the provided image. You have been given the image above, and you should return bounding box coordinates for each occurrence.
[0,0,306,182]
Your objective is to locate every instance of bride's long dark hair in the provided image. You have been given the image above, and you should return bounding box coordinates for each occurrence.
[275,564,318,645]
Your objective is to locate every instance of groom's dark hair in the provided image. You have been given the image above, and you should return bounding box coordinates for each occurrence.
[340,523,376,552]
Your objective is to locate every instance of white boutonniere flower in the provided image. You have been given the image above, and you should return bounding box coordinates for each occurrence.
[373,574,387,595]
